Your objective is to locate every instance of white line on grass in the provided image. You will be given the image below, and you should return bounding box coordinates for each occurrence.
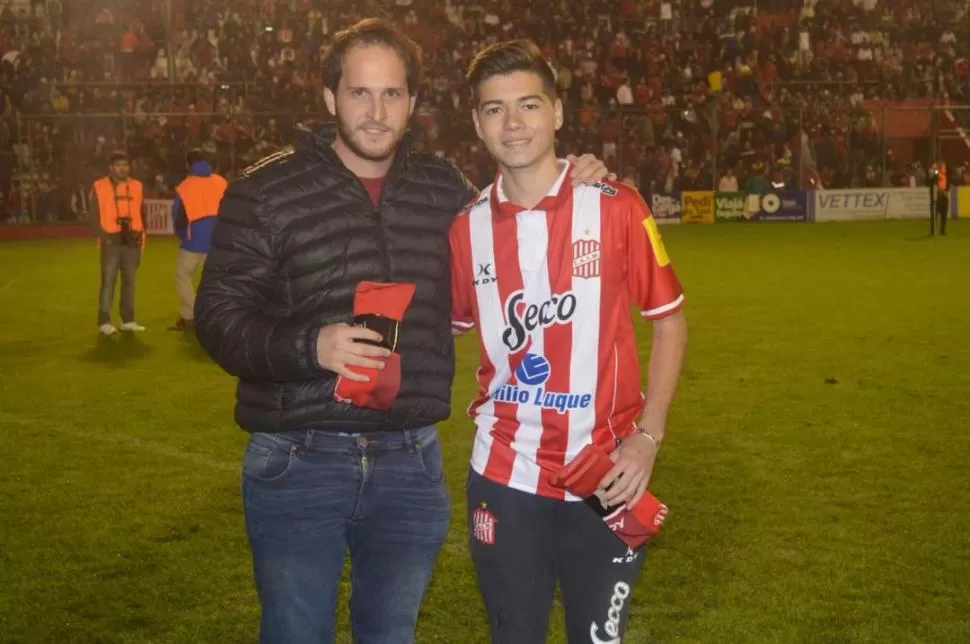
[0,411,239,473]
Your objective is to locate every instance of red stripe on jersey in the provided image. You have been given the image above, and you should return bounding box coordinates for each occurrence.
[591,188,625,451]
[450,213,491,419]
[534,197,575,499]
[481,210,525,486]
[449,213,476,332]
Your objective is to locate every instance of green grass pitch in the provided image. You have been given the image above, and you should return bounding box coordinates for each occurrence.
[1,220,968,643]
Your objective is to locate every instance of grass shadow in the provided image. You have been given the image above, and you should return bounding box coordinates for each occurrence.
[80,332,154,364]
[0,339,48,360]
[177,328,214,363]
[904,224,940,242]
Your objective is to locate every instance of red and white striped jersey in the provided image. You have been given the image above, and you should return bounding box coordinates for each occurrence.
[449,162,684,500]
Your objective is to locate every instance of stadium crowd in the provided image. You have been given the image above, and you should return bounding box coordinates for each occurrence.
[2,0,970,222]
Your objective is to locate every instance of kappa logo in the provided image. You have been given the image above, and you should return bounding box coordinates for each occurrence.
[572,238,601,279]
[472,504,497,545]
[590,581,631,644]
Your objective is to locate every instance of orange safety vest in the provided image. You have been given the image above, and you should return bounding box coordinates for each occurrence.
[934,163,947,191]
[94,176,144,232]
[174,174,228,238]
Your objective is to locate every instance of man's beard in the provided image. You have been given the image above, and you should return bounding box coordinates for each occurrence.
[335,113,404,163]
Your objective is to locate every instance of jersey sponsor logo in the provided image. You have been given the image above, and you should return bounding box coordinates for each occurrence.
[492,353,593,414]
[516,352,551,385]
[466,193,488,210]
[589,581,631,644]
[474,262,497,287]
[592,181,618,196]
[502,290,578,353]
[572,238,601,279]
[472,504,497,545]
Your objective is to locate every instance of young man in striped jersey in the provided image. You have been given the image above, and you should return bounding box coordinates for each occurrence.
[450,40,689,643]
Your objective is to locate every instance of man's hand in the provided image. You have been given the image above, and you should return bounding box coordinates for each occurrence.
[597,432,659,510]
[566,153,617,184]
[316,323,390,382]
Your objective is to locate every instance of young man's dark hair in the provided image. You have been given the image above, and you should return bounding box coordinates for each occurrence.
[185,148,209,166]
[321,17,423,96]
[465,39,557,104]
[108,150,129,164]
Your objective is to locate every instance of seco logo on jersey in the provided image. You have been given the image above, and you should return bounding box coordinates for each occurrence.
[501,289,578,353]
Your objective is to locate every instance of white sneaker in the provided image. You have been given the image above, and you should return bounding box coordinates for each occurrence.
[99,323,117,336]
[120,322,146,332]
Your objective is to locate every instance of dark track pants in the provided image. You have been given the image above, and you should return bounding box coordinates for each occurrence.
[467,469,646,644]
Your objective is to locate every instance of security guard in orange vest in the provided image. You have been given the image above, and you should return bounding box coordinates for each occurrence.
[90,151,146,335]
[169,149,228,330]
[929,159,948,236]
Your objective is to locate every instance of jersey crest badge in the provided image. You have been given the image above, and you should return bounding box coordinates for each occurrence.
[572,238,601,279]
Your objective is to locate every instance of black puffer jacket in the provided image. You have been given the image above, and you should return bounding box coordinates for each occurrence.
[195,124,476,433]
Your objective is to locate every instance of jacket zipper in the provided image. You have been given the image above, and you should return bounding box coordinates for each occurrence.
[349,161,403,282]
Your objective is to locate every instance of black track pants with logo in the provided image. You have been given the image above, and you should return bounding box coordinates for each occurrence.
[466,469,646,644]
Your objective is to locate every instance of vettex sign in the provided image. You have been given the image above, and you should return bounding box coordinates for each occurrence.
[813,188,930,221]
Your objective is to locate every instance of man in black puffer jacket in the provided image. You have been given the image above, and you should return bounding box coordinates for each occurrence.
[195,18,609,644]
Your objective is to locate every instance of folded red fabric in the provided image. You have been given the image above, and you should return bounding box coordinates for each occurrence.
[333,281,415,410]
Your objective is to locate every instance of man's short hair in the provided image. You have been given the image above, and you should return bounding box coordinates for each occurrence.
[108,151,129,165]
[186,148,208,166]
[321,18,423,96]
[465,39,557,105]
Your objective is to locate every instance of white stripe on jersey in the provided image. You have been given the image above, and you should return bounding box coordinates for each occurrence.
[506,209,550,492]
[468,196,502,480]
[565,184,603,501]
[642,293,686,318]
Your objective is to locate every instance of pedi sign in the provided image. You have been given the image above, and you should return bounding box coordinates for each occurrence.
[681,190,715,223]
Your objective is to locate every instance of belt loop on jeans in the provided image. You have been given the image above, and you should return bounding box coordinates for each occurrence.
[402,428,417,453]
[303,430,315,449]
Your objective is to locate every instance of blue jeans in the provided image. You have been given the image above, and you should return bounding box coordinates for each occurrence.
[242,425,451,644]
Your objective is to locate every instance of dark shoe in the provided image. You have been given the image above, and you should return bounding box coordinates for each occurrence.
[168,318,194,331]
